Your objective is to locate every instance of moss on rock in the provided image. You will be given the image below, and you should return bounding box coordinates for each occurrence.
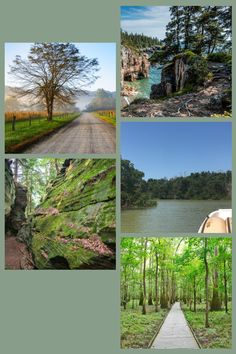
[31,159,116,269]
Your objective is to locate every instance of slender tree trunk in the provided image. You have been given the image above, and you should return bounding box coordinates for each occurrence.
[54,159,60,174]
[193,276,197,312]
[142,238,148,315]
[139,263,143,306]
[123,266,128,310]
[204,238,210,328]
[148,256,153,305]
[155,246,159,312]
[13,159,19,182]
[223,258,228,313]
[211,246,221,311]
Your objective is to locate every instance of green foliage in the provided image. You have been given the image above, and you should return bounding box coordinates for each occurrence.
[121,160,231,204]
[148,50,166,63]
[183,304,232,348]
[207,52,231,63]
[121,30,161,50]
[121,160,157,208]
[5,113,79,153]
[165,6,231,56]
[186,55,209,86]
[121,306,167,348]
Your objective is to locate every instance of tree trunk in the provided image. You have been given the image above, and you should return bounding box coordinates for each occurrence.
[47,98,54,121]
[142,238,148,315]
[155,246,159,312]
[210,246,221,311]
[139,263,143,306]
[193,276,197,312]
[223,258,228,313]
[13,160,19,182]
[204,238,210,328]
[148,256,153,305]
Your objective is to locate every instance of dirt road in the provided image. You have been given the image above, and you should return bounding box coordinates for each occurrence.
[24,112,116,154]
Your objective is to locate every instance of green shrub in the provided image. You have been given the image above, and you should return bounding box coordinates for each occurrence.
[187,55,209,86]
[207,52,231,63]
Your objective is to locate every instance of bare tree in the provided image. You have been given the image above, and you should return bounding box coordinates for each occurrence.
[10,43,99,120]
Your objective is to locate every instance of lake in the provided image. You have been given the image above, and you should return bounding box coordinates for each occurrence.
[126,64,162,99]
[121,200,232,234]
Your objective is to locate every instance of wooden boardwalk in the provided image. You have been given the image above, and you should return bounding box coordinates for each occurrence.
[151,302,199,349]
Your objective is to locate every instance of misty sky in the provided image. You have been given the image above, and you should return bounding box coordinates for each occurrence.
[5,42,116,91]
[121,122,232,180]
[121,6,171,40]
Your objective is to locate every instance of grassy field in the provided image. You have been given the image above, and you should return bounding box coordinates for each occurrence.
[182,303,232,348]
[5,113,79,152]
[95,110,116,126]
[121,305,167,349]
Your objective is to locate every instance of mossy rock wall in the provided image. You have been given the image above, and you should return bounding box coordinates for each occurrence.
[5,160,15,217]
[31,159,116,269]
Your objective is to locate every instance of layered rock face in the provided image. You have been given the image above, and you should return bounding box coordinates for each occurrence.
[121,45,150,87]
[5,160,15,218]
[5,160,27,234]
[150,53,208,99]
[31,159,116,269]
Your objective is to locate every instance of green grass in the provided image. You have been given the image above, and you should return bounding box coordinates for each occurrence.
[95,112,116,126]
[182,303,232,348]
[121,305,167,348]
[5,113,79,152]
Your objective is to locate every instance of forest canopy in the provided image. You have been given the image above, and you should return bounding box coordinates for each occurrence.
[121,30,161,50]
[121,159,231,208]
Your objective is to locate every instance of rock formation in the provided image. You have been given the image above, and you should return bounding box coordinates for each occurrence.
[5,160,27,234]
[150,52,207,99]
[5,160,33,270]
[5,160,15,218]
[121,45,150,87]
[31,159,116,270]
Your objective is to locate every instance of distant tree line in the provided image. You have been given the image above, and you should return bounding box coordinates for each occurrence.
[121,160,231,208]
[121,30,161,50]
[86,89,115,111]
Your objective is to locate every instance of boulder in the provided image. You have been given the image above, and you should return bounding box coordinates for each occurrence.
[31,159,116,269]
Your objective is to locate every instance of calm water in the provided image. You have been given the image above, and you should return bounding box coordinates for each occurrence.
[126,64,162,99]
[121,200,232,234]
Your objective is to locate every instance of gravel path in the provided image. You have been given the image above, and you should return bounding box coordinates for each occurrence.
[24,112,116,154]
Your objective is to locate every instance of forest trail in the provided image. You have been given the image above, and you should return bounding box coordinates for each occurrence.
[5,235,34,270]
[23,112,116,154]
[151,302,199,349]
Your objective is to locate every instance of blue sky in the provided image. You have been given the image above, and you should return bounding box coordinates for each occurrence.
[5,42,116,91]
[121,122,232,180]
[121,6,171,39]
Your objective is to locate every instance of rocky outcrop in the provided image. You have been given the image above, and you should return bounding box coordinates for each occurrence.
[5,160,28,234]
[150,52,208,99]
[121,45,150,88]
[31,159,116,270]
[5,160,15,218]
